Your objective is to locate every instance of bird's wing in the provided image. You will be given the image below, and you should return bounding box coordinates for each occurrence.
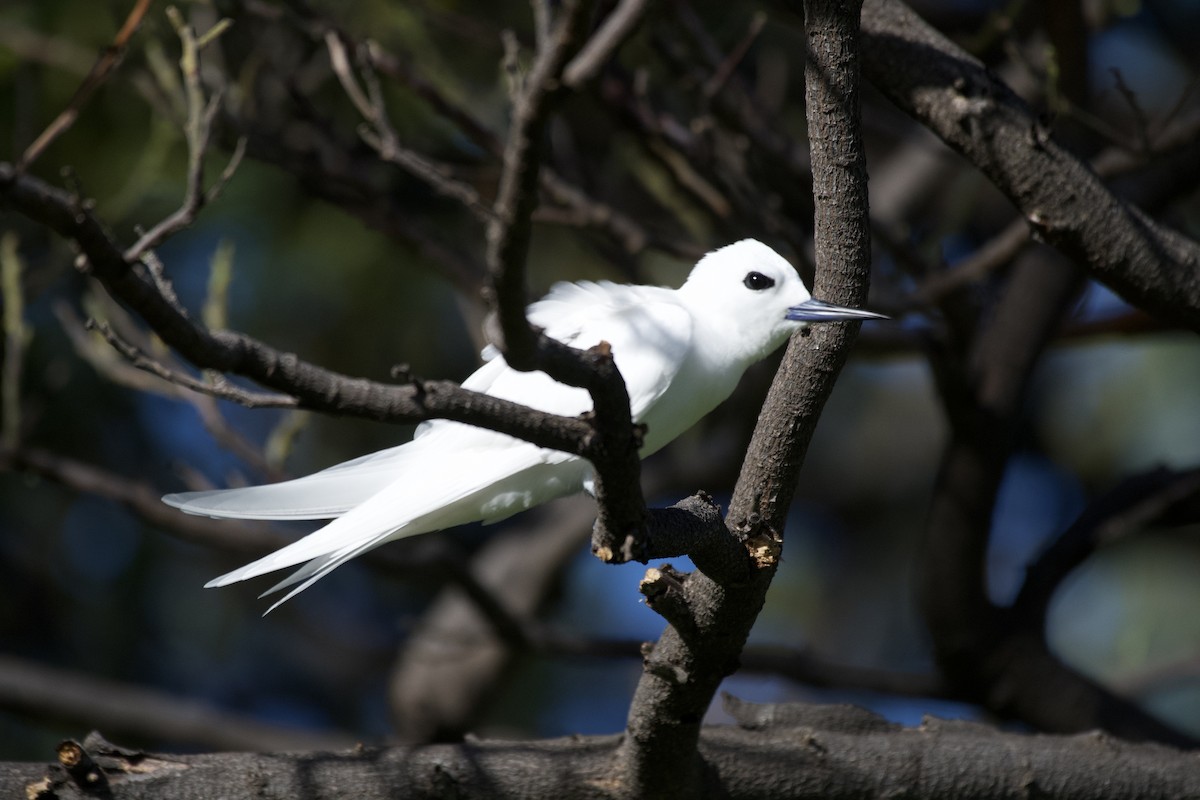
[163,282,691,521]
[522,281,693,420]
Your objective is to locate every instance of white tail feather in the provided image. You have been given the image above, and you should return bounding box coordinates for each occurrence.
[200,440,584,607]
[164,442,425,520]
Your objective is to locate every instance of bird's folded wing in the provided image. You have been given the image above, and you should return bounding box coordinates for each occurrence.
[523,281,693,421]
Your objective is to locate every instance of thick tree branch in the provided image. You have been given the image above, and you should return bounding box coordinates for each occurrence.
[612,3,874,796]
[859,0,1200,330]
[389,499,595,742]
[922,244,1195,746]
[7,712,1198,800]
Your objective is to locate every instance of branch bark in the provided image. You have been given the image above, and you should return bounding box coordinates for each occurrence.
[611,2,873,796]
[7,710,1197,800]
[859,0,1200,330]
[482,0,650,558]
[0,163,609,459]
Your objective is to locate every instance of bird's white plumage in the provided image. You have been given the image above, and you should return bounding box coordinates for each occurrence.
[163,239,882,611]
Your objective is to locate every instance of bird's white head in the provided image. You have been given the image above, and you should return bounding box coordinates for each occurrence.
[678,240,884,365]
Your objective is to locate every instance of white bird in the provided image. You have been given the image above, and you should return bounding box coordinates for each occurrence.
[164,240,885,611]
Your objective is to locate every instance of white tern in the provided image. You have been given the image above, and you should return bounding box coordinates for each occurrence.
[164,239,885,610]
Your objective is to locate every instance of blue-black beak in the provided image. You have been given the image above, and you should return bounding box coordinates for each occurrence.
[785,298,888,322]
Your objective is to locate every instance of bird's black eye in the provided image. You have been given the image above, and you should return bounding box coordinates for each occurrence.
[743,271,775,291]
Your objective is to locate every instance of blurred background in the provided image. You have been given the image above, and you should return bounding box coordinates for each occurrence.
[1,0,1199,760]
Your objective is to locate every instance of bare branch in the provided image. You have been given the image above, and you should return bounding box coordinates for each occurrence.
[860,0,1200,331]
[7,714,1198,799]
[1110,68,1152,155]
[17,0,152,169]
[562,0,652,89]
[390,499,595,741]
[1012,466,1200,627]
[124,10,242,262]
[909,219,1031,307]
[0,163,598,458]
[703,11,767,99]
[615,3,874,795]
[87,317,299,409]
[2,445,287,556]
[480,0,651,559]
[325,33,496,222]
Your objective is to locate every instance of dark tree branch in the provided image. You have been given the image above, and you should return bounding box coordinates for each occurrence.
[562,0,651,88]
[16,0,152,169]
[487,0,601,367]
[859,0,1200,330]
[1,445,289,556]
[478,0,651,564]
[6,715,1197,800]
[612,3,874,796]
[921,243,1195,747]
[389,499,595,742]
[0,163,619,459]
[1012,465,1200,627]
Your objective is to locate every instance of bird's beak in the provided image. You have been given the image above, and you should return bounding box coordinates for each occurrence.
[785,298,888,322]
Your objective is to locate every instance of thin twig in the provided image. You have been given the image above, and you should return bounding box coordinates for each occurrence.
[17,0,153,169]
[703,11,766,98]
[563,0,652,88]
[124,10,242,262]
[909,219,1031,307]
[361,31,689,257]
[1012,466,1200,626]
[326,31,496,222]
[61,276,298,479]
[1110,68,1152,156]
[87,318,299,409]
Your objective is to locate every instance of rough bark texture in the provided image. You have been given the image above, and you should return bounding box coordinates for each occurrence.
[860,0,1200,330]
[10,714,1198,800]
[610,2,875,797]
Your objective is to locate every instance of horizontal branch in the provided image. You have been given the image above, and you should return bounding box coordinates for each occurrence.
[0,162,601,459]
[7,707,1198,799]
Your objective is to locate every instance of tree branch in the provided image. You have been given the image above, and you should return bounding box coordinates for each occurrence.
[0,163,611,459]
[479,0,651,564]
[6,712,1197,799]
[16,0,152,170]
[612,3,874,796]
[859,0,1200,330]
[921,244,1194,746]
